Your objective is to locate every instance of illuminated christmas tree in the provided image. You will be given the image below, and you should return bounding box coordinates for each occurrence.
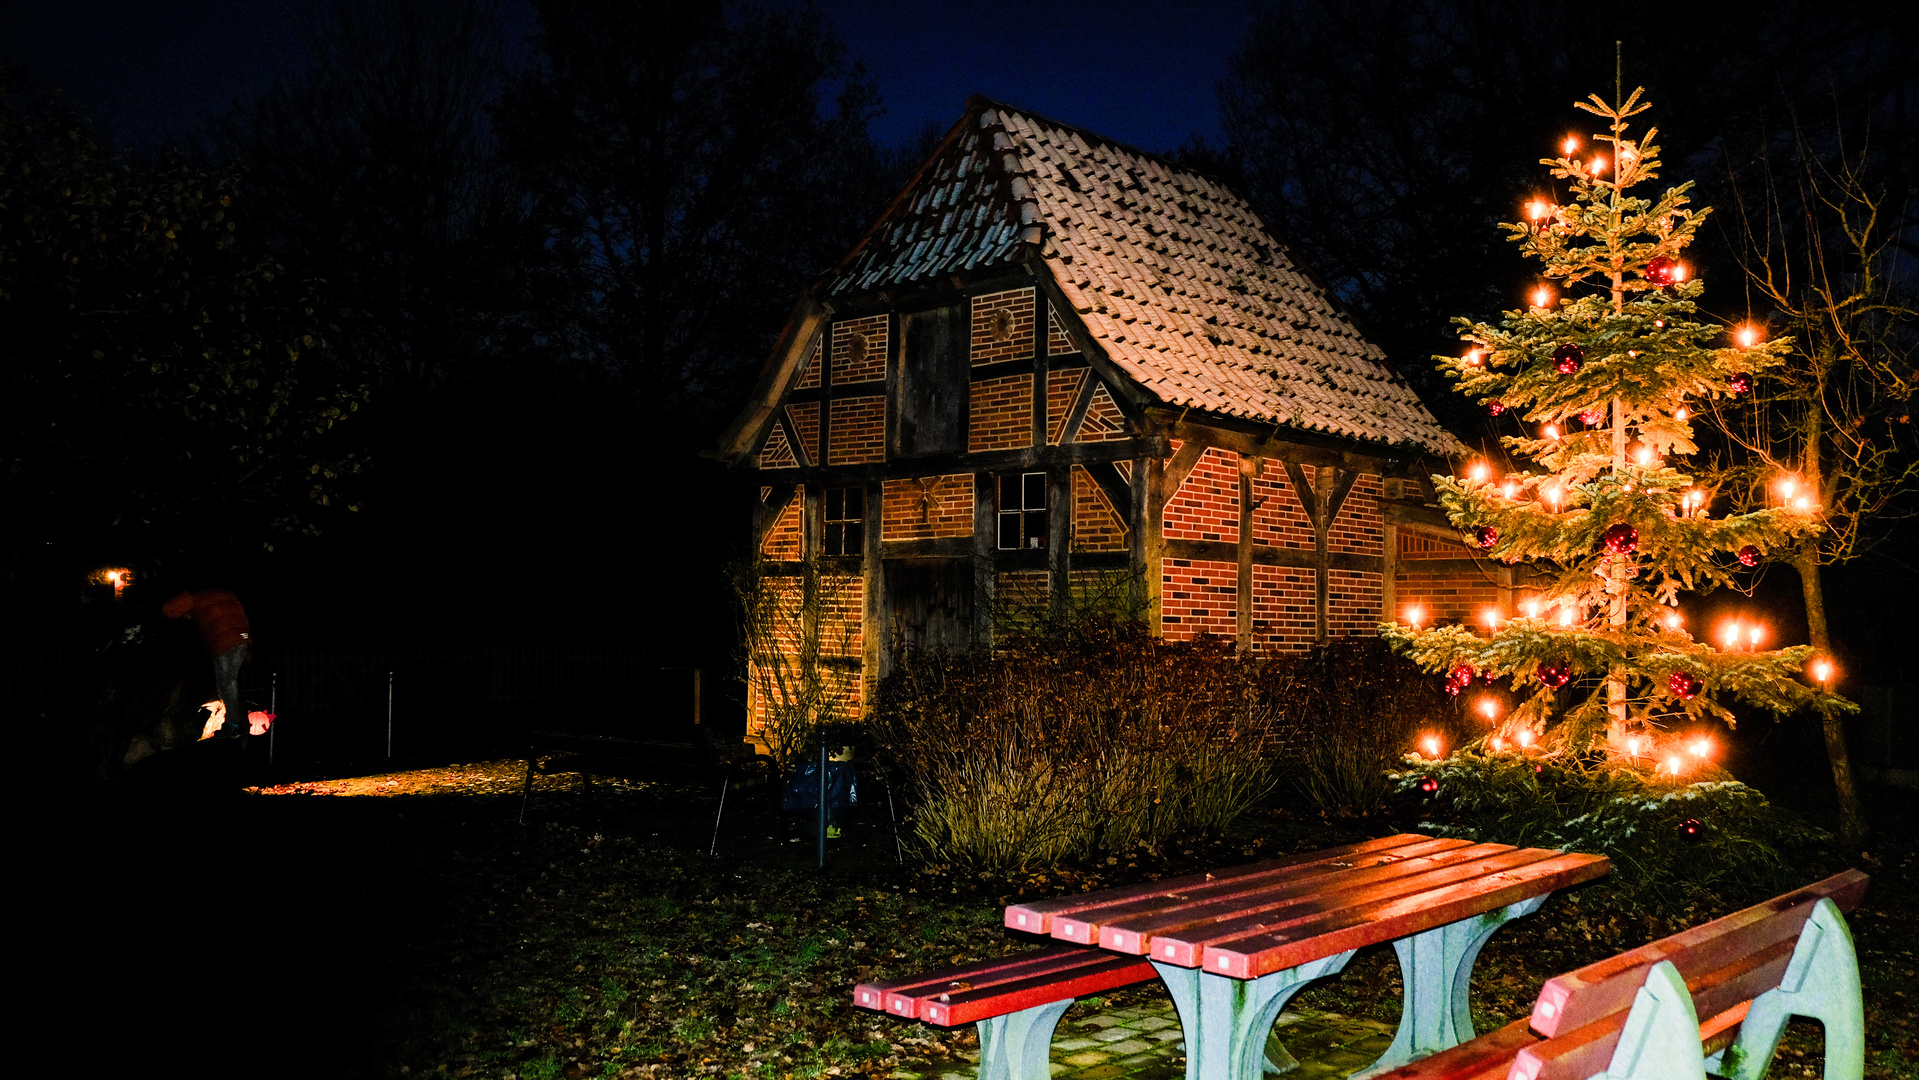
[1382,87,1853,764]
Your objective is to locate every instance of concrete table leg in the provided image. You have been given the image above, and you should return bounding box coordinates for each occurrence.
[975,999,1074,1080]
[1352,894,1549,1079]
[1154,951,1356,1080]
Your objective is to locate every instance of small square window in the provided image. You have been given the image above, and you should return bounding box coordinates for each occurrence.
[998,472,1048,549]
[823,487,864,556]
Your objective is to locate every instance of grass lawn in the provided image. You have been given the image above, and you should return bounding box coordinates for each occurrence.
[51,750,1918,1079]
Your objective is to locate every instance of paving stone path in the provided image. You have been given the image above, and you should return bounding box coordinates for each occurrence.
[896,1001,1397,1080]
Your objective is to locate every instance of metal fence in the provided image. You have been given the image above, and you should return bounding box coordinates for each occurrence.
[8,645,733,774]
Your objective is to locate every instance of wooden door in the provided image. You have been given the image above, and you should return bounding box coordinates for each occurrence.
[883,558,975,668]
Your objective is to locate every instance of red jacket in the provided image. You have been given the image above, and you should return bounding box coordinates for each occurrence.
[162,589,251,656]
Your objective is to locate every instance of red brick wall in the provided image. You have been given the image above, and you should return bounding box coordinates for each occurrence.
[786,402,820,466]
[995,570,1050,633]
[829,396,885,465]
[971,288,1035,365]
[758,423,798,469]
[760,488,803,559]
[1160,558,1236,641]
[832,314,888,385]
[798,335,822,389]
[1328,569,1385,638]
[1399,530,1473,559]
[820,574,864,658]
[1251,465,1313,549]
[1071,465,1128,551]
[1250,564,1315,653]
[1164,447,1240,543]
[882,474,974,540]
[1330,474,1384,555]
[1048,309,1076,355]
[1074,383,1128,441]
[969,374,1032,452]
[1397,565,1502,629]
[1046,368,1086,444]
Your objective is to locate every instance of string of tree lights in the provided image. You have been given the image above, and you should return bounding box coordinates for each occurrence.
[1380,86,1857,768]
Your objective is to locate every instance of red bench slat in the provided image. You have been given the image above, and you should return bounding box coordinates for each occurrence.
[921,954,1156,1026]
[1003,834,1429,934]
[852,945,1155,1026]
[1201,851,1611,978]
[1047,837,1473,947]
[1527,869,1867,1038]
[1090,840,1502,957]
[1373,1018,1541,1079]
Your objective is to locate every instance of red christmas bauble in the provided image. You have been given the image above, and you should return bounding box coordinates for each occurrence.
[1728,372,1752,393]
[1445,664,1476,695]
[1473,525,1499,550]
[1602,522,1639,555]
[1418,775,1440,794]
[1487,400,1506,416]
[1579,408,1604,426]
[1553,343,1585,374]
[1677,818,1704,842]
[1669,671,1703,700]
[1646,256,1678,286]
[1536,660,1572,689]
[1736,545,1760,568]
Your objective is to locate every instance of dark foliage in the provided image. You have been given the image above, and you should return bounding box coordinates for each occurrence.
[1212,0,1917,445]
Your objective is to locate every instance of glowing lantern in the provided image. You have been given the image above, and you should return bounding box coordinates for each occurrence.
[1588,156,1608,176]
[1477,698,1500,722]
[1735,325,1761,348]
[1531,285,1556,309]
[1719,621,1741,650]
[1664,755,1683,775]
[1406,605,1426,629]
[1525,199,1553,227]
[1481,608,1500,631]
[1421,735,1443,759]
[1516,728,1535,748]
[1690,737,1713,759]
[1542,423,1560,440]
[1562,135,1580,156]
[1812,659,1834,686]
[1469,462,1489,482]
[1748,624,1765,648]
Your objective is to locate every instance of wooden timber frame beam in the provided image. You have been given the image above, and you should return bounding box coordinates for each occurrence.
[1284,460,1358,643]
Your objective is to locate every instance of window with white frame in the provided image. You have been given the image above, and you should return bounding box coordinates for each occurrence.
[997,472,1048,549]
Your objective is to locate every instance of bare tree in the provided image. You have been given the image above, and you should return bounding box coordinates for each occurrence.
[1707,130,1918,843]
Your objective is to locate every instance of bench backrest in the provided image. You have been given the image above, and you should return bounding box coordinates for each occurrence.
[1514,869,1868,1080]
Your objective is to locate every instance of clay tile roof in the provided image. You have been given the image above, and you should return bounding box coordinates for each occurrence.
[819,98,1464,456]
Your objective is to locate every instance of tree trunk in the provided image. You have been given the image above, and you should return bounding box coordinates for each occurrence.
[1793,546,1868,845]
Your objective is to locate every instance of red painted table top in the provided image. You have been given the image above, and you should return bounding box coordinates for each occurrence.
[1005,834,1609,980]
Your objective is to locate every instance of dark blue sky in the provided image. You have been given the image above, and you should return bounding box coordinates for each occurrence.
[3,0,1251,155]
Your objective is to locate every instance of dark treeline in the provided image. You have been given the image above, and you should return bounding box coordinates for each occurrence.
[4,0,920,672]
[4,0,1913,683]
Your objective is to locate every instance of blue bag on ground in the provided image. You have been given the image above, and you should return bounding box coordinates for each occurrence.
[781,760,858,820]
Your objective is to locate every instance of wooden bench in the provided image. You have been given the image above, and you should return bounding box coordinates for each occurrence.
[855,835,1610,1080]
[1376,869,1870,1080]
[853,945,1158,1080]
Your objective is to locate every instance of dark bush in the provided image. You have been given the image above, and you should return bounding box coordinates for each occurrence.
[872,621,1302,871]
[1289,638,1465,816]
[1390,752,1831,924]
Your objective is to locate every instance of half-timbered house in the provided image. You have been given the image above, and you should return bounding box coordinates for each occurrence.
[718,98,1509,749]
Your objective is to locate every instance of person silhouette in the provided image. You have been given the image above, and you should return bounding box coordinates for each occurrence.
[161,582,252,739]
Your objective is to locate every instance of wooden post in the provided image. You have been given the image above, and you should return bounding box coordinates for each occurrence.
[1142,454,1165,633]
[1031,292,1049,448]
[1048,465,1071,622]
[862,479,884,699]
[973,471,997,648]
[1382,521,1399,625]
[1237,455,1258,651]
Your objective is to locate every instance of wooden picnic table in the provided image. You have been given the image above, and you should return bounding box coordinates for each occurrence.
[1003,834,1609,1080]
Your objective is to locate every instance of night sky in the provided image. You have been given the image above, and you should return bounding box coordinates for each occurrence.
[3,0,1251,155]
